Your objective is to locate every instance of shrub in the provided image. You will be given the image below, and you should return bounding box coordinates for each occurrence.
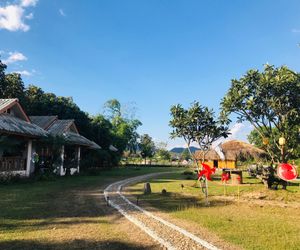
[182,170,194,175]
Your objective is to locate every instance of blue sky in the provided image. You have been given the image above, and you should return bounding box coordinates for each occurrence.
[1,0,300,148]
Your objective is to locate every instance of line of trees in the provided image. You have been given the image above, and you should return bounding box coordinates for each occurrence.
[0,59,142,168]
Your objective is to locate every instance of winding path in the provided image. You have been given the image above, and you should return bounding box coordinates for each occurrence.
[104,173,220,250]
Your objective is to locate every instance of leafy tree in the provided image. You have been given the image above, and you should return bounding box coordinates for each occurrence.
[181,148,191,161]
[155,149,171,161]
[221,65,300,163]
[0,59,7,92]
[0,72,25,103]
[91,114,113,149]
[104,99,122,125]
[139,134,155,165]
[25,85,92,138]
[155,142,171,161]
[104,99,142,154]
[170,102,229,170]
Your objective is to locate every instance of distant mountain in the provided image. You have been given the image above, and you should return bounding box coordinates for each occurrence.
[169,146,200,154]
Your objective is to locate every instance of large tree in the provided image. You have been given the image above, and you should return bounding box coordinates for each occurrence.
[221,65,300,163]
[139,134,155,165]
[104,99,142,154]
[0,59,7,91]
[170,102,229,169]
[155,142,171,161]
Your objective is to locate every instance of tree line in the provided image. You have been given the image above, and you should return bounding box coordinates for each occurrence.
[0,59,142,167]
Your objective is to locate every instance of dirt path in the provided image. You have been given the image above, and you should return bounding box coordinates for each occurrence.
[104,173,220,250]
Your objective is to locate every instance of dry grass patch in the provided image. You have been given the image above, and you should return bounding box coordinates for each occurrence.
[0,167,175,250]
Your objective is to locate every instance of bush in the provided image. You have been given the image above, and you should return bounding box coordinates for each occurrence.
[182,170,194,175]
[0,172,23,184]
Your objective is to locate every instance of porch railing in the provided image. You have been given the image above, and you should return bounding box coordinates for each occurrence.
[0,157,26,172]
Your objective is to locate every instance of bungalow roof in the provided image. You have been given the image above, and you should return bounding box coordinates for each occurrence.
[30,116,101,149]
[29,116,57,130]
[0,114,48,138]
[64,132,101,149]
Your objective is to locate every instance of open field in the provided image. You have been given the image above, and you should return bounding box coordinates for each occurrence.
[126,170,300,250]
[0,167,179,250]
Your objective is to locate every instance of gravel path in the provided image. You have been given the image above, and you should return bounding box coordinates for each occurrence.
[104,173,220,250]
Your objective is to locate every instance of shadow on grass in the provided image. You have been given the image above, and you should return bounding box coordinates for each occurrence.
[0,218,110,232]
[0,239,155,250]
[139,192,234,212]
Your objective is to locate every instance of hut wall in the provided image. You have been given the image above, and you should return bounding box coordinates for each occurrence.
[202,160,236,169]
[218,160,236,169]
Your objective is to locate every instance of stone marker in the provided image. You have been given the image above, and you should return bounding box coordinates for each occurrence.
[144,182,151,194]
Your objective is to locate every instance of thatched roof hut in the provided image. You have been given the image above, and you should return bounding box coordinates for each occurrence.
[195,140,265,161]
[195,140,266,169]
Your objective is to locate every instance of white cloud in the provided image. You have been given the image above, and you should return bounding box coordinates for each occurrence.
[20,0,38,8]
[292,28,300,33]
[0,0,38,32]
[229,122,245,138]
[3,52,27,64]
[59,8,66,17]
[25,13,33,19]
[0,5,29,31]
[14,70,32,76]
[212,122,249,149]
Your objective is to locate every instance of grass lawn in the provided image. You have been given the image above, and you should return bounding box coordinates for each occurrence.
[0,166,179,250]
[127,170,300,250]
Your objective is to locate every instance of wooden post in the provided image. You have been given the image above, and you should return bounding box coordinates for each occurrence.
[77,146,81,174]
[25,140,32,177]
[60,145,65,176]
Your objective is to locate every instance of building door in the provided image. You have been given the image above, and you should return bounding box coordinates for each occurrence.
[213,160,218,168]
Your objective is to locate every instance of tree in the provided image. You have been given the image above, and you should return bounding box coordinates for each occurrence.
[170,102,229,170]
[181,148,191,161]
[104,99,142,154]
[0,59,7,93]
[91,114,113,149]
[25,85,93,138]
[221,65,300,163]
[104,99,122,125]
[139,134,155,165]
[155,142,171,161]
[0,72,25,103]
[170,102,229,204]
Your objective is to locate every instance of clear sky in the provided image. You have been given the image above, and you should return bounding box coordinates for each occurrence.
[1,0,300,148]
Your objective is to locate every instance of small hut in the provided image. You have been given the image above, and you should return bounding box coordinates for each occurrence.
[195,140,266,169]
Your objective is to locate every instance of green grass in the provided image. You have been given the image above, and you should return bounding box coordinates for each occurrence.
[127,170,300,250]
[0,166,179,250]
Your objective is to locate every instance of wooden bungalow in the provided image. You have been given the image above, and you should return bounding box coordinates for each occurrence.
[0,99,48,176]
[30,116,101,176]
[195,140,266,169]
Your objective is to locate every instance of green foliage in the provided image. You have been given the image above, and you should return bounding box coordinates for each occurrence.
[155,148,171,161]
[154,142,171,161]
[0,172,23,184]
[181,148,191,161]
[222,65,300,162]
[139,134,155,163]
[0,73,25,103]
[0,59,142,168]
[25,85,92,138]
[170,101,229,162]
[91,114,113,149]
[103,98,142,154]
